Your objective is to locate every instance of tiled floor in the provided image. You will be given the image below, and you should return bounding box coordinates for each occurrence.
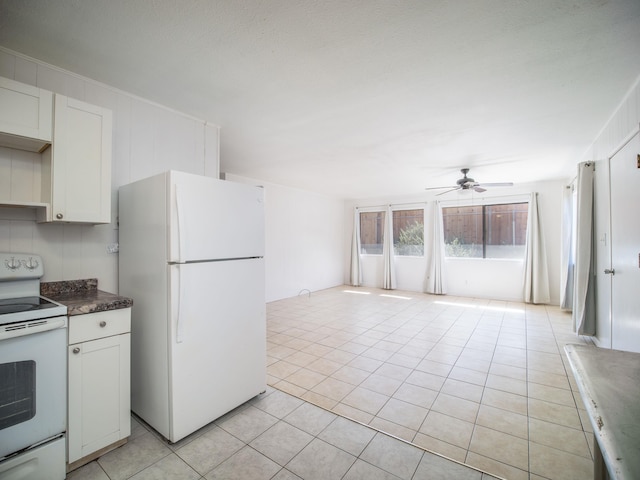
[68,285,596,480]
[266,286,596,480]
[67,386,498,479]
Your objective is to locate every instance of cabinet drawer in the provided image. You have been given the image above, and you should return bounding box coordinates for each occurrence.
[69,308,131,344]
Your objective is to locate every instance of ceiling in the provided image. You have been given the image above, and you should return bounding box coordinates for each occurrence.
[1,1,639,199]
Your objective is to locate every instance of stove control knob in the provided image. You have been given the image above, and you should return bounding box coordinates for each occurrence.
[24,257,39,270]
[4,257,21,270]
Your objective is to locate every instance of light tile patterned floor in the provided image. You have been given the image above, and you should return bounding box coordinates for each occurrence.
[266,286,596,480]
[67,285,596,480]
[67,387,498,479]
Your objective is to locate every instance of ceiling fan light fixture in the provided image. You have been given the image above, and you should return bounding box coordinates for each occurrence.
[426,167,513,196]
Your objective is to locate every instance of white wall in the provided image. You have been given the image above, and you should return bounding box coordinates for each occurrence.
[3,45,630,308]
[345,179,565,304]
[0,48,345,303]
[584,76,640,161]
[584,74,640,348]
[0,48,218,293]
[224,174,345,302]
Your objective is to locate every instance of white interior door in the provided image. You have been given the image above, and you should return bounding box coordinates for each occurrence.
[594,157,612,348]
[168,258,266,442]
[610,131,640,352]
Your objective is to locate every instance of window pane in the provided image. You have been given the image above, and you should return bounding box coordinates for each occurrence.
[442,206,483,257]
[393,209,424,256]
[360,211,385,254]
[485,203,528,258]
[442,203,529,259]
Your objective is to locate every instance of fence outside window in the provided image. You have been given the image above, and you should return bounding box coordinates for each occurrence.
[442,203,528,259]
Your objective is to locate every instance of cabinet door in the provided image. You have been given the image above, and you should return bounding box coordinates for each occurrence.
[0,76,53,152]
[47,94,112,223]
[68,333,130,463]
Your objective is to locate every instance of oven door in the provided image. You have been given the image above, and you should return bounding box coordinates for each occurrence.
[0,317,67,460]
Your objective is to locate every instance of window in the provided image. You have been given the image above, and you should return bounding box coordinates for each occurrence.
[442,202,528,258]
[360,211,385,254]
[393,209,424,256]
[359,209,425,256]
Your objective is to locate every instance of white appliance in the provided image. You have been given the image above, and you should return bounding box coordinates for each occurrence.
[0,253,67,480]
[118,171,266,443]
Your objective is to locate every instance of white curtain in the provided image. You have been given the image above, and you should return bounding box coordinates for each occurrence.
[424,201,447,294]
[382,206,396,290]
[349,208,362,286]
[573,162,596,335]
[523,192,551,304]
[560,184,575,310]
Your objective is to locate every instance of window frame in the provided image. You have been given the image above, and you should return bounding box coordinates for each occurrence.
[358,209,385,255]
[357,205,426,257]
[391,207,425,257]
[441,197,529,260]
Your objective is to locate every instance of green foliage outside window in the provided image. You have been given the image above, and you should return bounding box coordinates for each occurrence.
[395,220,424,256]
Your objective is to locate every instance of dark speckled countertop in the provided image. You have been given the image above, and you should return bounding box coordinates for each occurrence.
[41,278,133,316]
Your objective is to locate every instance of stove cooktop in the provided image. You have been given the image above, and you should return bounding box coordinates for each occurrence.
[0,296,67,325]
[0,253,68,324]
[0,296,60,314]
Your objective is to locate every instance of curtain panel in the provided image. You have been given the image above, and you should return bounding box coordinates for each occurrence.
[572,162,596,335]
[560,184,575,310]
[349,208,362,287]
[523,192,551,304]
[382,205,396,289]
[424,201,447,294]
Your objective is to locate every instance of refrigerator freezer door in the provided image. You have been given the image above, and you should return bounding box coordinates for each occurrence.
[168,172,264,263]
[167,258,266,442]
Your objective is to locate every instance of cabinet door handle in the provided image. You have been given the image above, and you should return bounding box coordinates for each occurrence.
[72,347,80,354]
[604,269,615,275]
[56,213,63,219]
[99,321,107,327]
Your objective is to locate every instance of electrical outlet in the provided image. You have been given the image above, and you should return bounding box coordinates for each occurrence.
[107,243,119,254]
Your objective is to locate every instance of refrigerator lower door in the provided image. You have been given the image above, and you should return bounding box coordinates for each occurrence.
[168,258,266,442]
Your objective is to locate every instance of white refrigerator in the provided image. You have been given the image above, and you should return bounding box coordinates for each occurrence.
[118,170,266,443]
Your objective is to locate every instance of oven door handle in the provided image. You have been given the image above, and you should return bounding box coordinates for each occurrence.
[0,316,67,341]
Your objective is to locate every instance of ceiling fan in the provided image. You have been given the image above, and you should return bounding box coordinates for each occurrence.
[425,168,514,196]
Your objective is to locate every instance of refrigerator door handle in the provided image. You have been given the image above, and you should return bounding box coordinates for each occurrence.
[175,264,185,343]
[175,183,186,264]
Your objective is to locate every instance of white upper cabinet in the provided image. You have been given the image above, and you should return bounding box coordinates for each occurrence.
[0,76,113,224]
[38,95,112,223]
[0,77,53,152]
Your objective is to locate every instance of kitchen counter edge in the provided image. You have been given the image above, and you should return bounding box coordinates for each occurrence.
[41,278,133,316]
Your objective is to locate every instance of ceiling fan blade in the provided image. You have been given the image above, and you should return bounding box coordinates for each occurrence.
[475,182,514,187]
[473,186,487,193]
[435,187,461,196]
[424,185,456,191]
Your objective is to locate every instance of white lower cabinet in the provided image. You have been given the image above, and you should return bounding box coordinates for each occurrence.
[67,309,131,468]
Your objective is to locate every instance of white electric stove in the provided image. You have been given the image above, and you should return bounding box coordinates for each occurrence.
[0,253,68,480]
